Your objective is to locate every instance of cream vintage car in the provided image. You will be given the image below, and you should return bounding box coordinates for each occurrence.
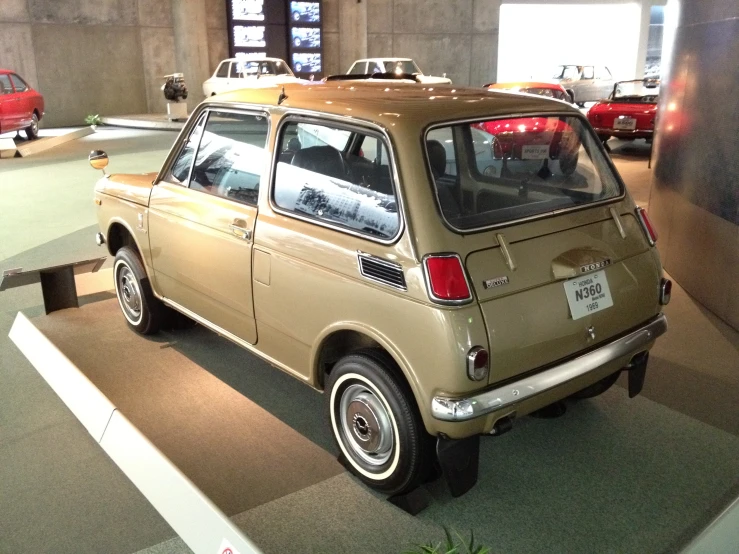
[90,82,669,497]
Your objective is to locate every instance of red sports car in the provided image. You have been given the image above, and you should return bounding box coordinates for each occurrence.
[484,81,573,103]
[474,116,581,175]
[0,69,44,140]
[587,79,659,143]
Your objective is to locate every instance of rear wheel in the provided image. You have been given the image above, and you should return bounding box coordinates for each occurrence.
[25,113,39,140]
[326,350,431,495]
[114,246,163,335]
[571,370,620,399]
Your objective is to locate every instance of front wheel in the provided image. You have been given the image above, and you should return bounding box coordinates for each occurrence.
[326,350,430,495]
[25,113,39,140]
[114,246,163,335]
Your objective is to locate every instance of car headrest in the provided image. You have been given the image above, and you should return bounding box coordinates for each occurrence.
[287,137,302,152]
[426,139,447,179]
[291,145,346,180]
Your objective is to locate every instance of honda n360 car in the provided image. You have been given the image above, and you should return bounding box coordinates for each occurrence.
[91,82,669,497]
[0,69,44,139]
[587,79,660,143]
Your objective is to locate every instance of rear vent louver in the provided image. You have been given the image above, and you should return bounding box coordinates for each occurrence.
[358,254,406,290]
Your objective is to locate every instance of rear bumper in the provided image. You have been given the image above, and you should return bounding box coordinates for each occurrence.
[431,313,667,422]
[593,127,654,139]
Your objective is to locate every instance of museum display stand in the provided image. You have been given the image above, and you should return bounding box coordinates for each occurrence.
[5,262,262,554]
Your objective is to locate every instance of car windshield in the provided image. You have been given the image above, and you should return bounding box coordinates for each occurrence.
[612,80,660,102]
[385,60,421,75]
[553,65,580,80]
[426,115,622,230]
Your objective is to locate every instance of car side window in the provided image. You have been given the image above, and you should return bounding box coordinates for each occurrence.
[273,120,400,240]
[170,113,207,184]
[216,62,229,78]
[229,63,240,78]
[9,75,28,92]
[349,62,366,74]
[188,110,269,205]
[596,66,611,80]
[582,66,594,80]
[426,127,457,177]
[0,75,12,94]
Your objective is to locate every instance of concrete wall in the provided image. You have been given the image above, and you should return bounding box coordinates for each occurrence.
[0,0,228,127]
[648,0,739,330]
[361,0,500,86]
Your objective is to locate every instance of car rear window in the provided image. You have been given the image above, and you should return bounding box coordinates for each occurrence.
[426,115,622,231]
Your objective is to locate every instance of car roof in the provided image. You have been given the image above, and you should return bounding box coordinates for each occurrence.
[488,81,564,90]
[206,81,580,129]
[222,57,285,64]
[354,58,413,63]
[0,69,13,75]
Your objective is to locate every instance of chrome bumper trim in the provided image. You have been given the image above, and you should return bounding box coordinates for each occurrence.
[593,127,654,135]
[431,314,667,422]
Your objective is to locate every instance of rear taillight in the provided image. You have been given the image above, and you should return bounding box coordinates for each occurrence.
[467,346,489,381]
[423,254,472,303]
[636,207,658,246]
[660,278,672,305]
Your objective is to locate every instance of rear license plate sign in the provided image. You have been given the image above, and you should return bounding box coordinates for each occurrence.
[521,144,550,160]
[613,117,637,130]
[564,270,613,320]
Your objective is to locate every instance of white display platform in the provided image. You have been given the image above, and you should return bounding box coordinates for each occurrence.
[167,102,188,121]
[0,137,16,158]
[15,126,95,157]
[9,310,262,554]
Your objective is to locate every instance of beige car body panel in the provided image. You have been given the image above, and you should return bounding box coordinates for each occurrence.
[95,82,665,439]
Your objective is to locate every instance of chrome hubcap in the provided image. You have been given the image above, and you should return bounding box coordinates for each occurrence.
[339,384,394,466]
[117,265,142,321]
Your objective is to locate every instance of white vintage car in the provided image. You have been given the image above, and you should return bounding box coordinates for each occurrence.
[346,58,452,84]
[202,57,301,97]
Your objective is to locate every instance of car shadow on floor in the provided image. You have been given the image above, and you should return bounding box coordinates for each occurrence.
[164,323,336,454]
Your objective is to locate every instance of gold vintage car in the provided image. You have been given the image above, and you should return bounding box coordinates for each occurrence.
[90,82,670,497]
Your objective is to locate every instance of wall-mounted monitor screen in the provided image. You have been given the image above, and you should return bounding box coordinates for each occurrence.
[232,0,265,21]
[292,52,322,73]
[233,25,267,48]
[291,27,321,49]
[290,1,320,24]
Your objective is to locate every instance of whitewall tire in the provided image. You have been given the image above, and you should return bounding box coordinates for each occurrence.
[114,246,162,335]
[326,350,431,495]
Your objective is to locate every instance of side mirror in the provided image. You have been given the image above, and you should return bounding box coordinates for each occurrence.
[89,150,109,175]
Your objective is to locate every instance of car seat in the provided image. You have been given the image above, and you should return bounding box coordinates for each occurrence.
[426,140,461,219]
[291,145,347,181]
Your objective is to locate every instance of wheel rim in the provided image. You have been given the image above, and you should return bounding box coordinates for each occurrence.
[116,263,142,324]
[31,115,38,134]
[339,383,394,466]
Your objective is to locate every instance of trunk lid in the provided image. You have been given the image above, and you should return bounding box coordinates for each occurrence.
[465,207,660,384]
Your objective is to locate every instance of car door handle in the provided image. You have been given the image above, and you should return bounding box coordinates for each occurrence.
[229,222,251,241]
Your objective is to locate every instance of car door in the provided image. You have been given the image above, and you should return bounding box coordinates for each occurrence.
[578,66,597,102]
[148,108,270,344]
[8,74,32,128]
[597,66,614,98]
[0,74,20,133]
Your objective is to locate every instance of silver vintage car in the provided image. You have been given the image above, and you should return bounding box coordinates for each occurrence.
[553,65,614,106]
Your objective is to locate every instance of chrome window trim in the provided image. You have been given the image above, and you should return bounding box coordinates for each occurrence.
[421,252,474,306]
[155,102,272,186]
[267,112,407,246]
[357,251,407,291]
[423,111,627,235]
